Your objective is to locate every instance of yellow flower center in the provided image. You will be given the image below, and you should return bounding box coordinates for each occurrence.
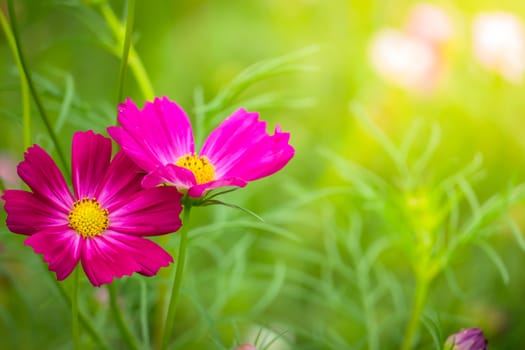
[68,198,109,238]
[175,153,215,184]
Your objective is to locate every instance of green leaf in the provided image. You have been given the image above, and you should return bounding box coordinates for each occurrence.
[476,241,510,285]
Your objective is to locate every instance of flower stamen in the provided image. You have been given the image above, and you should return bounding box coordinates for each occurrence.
[175,153,215,184]
[68,198,109,238]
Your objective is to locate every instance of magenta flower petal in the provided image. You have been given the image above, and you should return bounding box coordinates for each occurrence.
[110,186,183,235]
[25,228,82,281]
[141,164,197,189]
[188,178,247,198]
[16,144,74,212]
[72,130,112,199]
[107,125,155,172]
[80,231,173,286]
[108,97,194,171]
[3,190,66,235]
[80,233,140,286]
[96,151,144,210]
[105,231,173,276]
[201,109,295,181]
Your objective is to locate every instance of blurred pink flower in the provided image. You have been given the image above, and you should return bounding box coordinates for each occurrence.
[473,12,525,83]
[234,345,257,350]
[369,28,439,92]
[0,152,20,189]
[94,287,110,305]
[108,97,295,198]
[406,3,454,46]
[2,131,183,286]
[368,3,454,92]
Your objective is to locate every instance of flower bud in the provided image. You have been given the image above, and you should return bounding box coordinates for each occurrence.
[445,328,488,350]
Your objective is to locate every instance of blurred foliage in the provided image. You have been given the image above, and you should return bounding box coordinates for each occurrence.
[2,0,525,349]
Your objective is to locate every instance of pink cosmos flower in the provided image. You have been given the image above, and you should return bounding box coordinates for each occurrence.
[2,131,182,287]
[108,97,294,198]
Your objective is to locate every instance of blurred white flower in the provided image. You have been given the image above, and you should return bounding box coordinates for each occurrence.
[473,12,525,83]
[369,28,438,92]
[406,3,454,46]
[368,3,454,93]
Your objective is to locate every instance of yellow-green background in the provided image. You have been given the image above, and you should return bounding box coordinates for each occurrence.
[2,0,525,349]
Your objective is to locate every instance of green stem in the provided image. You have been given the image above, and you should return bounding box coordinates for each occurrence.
[400,275,430,350]
[139,279,151,348]
[50,272,111,350]
[72,268,80,350]
[0,8,31,150]
[116,0,135,105]
[108,284,141,350]
[161,204,192,350]
[98,1,155,101]
[6,0,69,174]
[358,264,379,350]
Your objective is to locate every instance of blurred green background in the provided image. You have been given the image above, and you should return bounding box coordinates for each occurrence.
[2,0,525,349]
